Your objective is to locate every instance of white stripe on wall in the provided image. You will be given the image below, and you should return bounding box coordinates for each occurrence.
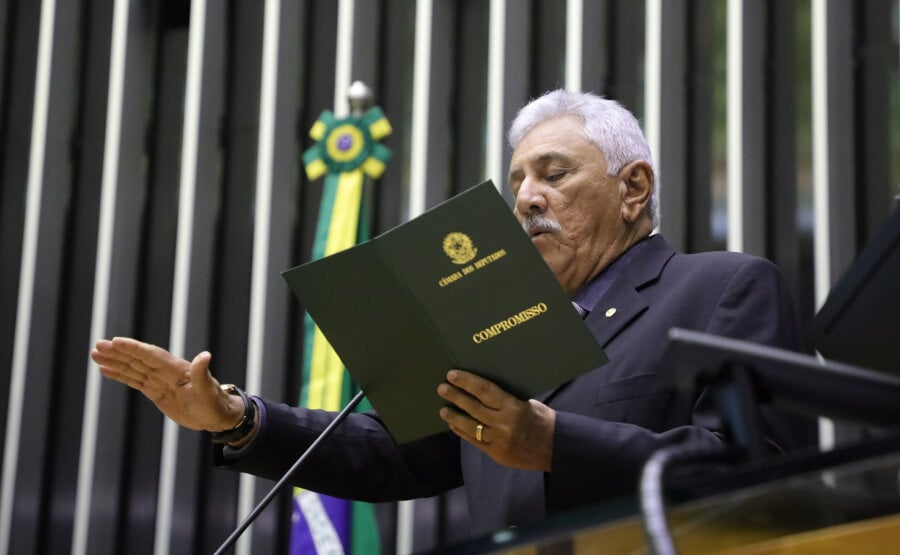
[408,0,433,220]
[811,0,831,311]
[565,0,583,92]
[726,0,744,253]
[0,0,57,552]
[334,0,355,118]
[395,3,439,550]
[644,0,662,230]
[236,1,282,553]
[811,0,835,452]
[397,2,434,548]
[486,0,506,191]
[154,0,207,553]
[73,1,130,554]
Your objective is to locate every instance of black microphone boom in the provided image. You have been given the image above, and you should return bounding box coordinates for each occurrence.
[213,389,367,555]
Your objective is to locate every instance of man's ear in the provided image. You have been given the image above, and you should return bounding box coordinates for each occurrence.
[618,160,653,224]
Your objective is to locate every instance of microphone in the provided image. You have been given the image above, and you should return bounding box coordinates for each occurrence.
[213,389,367,555]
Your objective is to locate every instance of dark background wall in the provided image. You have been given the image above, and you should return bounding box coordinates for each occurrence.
[0,1,898,554]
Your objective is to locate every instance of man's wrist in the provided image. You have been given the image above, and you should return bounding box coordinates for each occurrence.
[224,401,259,448]
[211,385,257,444]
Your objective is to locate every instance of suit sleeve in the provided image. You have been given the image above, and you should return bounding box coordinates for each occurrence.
[544,256,811,511]
[213,397,463,502]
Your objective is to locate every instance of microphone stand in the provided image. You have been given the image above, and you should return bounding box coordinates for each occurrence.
[213,389,367,555]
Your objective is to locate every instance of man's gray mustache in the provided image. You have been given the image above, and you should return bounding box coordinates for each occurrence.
[522,214,562,234]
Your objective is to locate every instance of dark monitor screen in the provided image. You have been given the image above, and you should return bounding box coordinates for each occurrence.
[808,207,900,375]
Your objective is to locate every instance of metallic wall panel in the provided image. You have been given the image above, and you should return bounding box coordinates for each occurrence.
[500,0,532,202]
[580,0,610,96]
[371,0,415,228]
[36,1,95,552]
[765,0,802,309]
[168,3,229,554]
[244,0,305,552]
[608,0,646,114]
[449,0,490,197]
[727,1,800,302]
[423,0,458,205]
[533,0,567,94]
[86,2,161,554]
[0,0,896,553]
[0,2,42,481]
[856,0,896,240]
[686,0,716,253]
[728,0,767,255]
[200,2,265,550]
[820,0,858,287]
[9,0,79,550]
[654,0,689,250]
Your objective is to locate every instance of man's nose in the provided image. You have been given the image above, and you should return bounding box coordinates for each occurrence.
[514,178,547,215]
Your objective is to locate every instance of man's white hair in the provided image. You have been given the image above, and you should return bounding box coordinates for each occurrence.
[508,90,659,228]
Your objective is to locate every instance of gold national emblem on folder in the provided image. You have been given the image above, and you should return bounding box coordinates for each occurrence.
[443,232,478,264]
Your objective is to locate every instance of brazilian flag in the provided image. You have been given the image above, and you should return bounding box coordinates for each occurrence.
[289,106,391,555]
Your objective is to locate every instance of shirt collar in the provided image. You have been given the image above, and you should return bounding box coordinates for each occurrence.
[571,236,650,315]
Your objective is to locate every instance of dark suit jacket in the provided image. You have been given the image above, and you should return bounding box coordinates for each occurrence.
[216,234,808,536]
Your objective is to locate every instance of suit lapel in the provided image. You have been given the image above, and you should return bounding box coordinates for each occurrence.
[585,234,676,346]
[584,283,648,347]
[537,236,676,403]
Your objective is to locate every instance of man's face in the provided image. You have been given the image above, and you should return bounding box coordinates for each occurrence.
[508,115,626,295]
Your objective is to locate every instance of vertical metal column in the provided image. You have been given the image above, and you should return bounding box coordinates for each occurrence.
[1,0,56,552]
[169,2,228,552]
[646,0,689,247]
[486,0,507,192]
[726,0,765,254]
[812,0,858,452]
[155,1,206,553]
[198,1,263,550]
[856,0,895,237]
[236,2,282,553]
[409,0,433,218]
[74,1,130,553]
[813,0,857,311]
[566,0,584,92]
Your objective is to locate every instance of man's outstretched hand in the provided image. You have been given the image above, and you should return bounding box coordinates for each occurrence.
[91,337,244,433]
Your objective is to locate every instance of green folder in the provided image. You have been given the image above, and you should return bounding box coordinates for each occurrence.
[282,181,607,443]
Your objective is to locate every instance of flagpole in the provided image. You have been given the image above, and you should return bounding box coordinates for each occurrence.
[349,81,376,236]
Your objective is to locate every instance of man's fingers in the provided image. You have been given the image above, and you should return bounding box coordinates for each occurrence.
[439,406,488,445]
[92,350,146,383]
[95,339,161,374]
[437,382,495,425]
[112,337,172,369]
[446,370,508,409]
[108,336,146,357]
[93,340,141,365]
[97,359,159,394]
[95,338,195,389]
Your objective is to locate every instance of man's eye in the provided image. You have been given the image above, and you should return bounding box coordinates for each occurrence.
[546,172,565,182]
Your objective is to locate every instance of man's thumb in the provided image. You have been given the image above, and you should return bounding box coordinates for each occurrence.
[189,351,213,384]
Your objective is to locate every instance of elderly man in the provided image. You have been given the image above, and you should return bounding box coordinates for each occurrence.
[92,90,807,536]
